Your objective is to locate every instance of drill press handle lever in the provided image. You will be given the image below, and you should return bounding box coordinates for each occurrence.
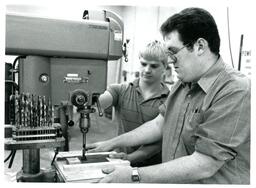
[94,95,103,117]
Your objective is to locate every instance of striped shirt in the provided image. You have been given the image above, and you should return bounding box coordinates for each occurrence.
[108,78,169,155]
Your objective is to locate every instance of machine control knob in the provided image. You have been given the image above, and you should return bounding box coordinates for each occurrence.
[39,73,49,83]
[68,120,75,127]
[76,95,86,105]
[70,89,88,108]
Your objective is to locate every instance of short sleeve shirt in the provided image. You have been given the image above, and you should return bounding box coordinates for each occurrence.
[159,57,250,184]
[108,78,169,154]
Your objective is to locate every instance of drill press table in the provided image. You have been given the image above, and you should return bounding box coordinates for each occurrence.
[53,151,130,182]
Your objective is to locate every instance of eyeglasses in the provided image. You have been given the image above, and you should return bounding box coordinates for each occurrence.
[166,43,191,64]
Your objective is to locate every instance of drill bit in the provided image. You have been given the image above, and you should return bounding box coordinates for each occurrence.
[20,93,25,128]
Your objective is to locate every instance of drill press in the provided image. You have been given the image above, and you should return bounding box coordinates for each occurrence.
[5,8,129,182]
[52,89,130,183]
[70,89,103,161]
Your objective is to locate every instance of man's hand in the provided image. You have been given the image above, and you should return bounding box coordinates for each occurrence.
[99,165,133,183]
[109,152,128,160]
[86,140,114,152]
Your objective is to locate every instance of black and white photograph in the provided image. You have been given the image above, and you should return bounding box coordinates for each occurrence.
[1,0,254,186]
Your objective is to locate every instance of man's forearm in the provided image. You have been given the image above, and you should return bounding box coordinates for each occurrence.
[110,114,163,149]
[128,142,161,163]
[137,151,224,183]
[99,91,113,109]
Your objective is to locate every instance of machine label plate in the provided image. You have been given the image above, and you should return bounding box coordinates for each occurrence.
[63,74,88,84]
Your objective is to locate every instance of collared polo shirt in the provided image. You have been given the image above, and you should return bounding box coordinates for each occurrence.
[160,57,250,184]
[108,78,169,154]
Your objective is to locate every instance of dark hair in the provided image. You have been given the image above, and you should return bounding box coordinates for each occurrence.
[160,7,220,55]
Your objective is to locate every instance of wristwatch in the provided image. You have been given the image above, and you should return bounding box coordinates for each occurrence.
[131,167,141,182]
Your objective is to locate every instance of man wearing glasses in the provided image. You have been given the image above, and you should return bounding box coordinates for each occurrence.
[87,7,250,184]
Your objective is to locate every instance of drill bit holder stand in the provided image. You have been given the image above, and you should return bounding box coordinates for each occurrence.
[5,93,65,182]
[5,125,65,182]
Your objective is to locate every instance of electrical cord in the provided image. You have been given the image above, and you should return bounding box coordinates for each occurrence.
[4,150,14,163]
[8,150,16,168]
[11,56,26,95]
[238,34,244,71]
[51,148,59,166]
[226,7,234,68]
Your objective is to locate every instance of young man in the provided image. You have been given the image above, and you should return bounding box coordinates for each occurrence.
[87,8,250,184]
[96,40,169,167]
